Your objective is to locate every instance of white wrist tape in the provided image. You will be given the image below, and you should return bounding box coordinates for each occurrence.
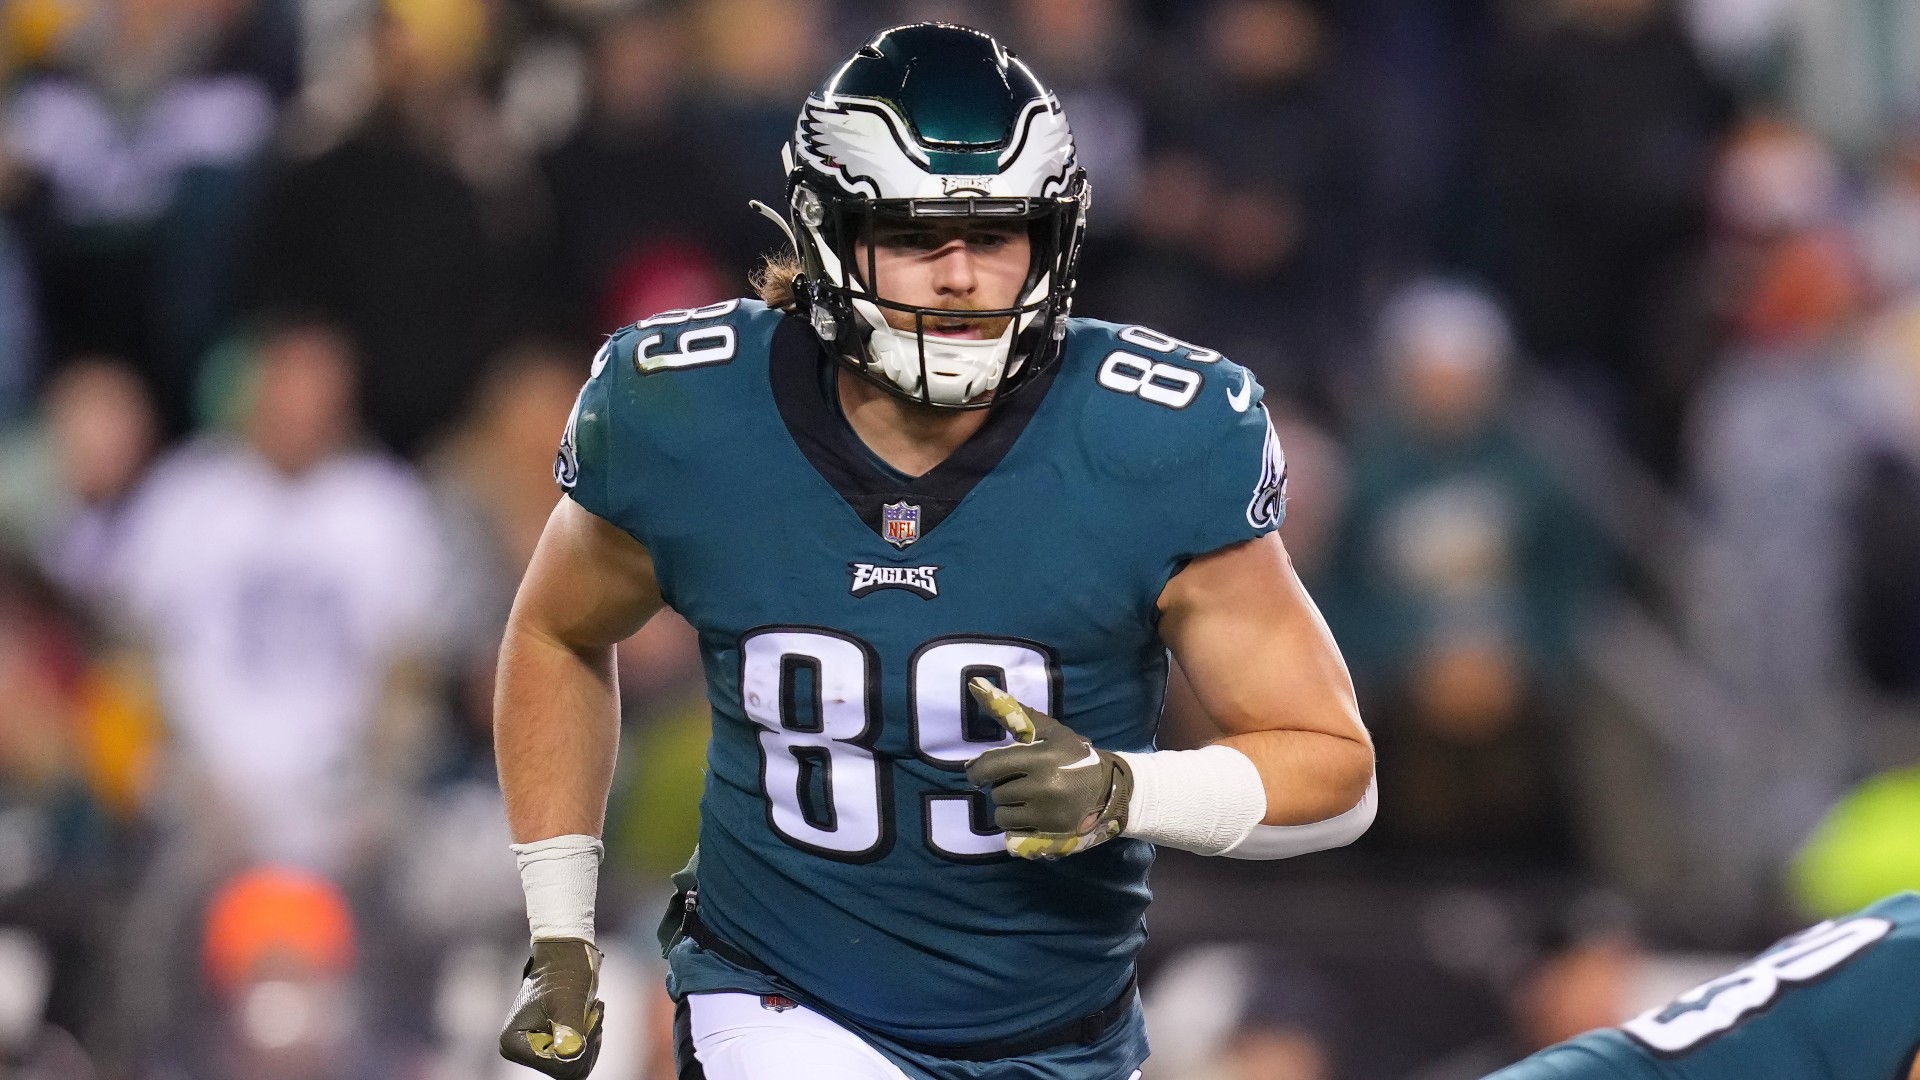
[1221,775,1377,860]
[511,834,603,944]
[1114,745,1268,855]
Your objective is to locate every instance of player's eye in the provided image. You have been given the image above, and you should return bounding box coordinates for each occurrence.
[878,230,939,250]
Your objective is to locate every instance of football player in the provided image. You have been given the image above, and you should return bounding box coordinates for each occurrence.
[494,23,1376,1080]
[1482,892,1920,1080]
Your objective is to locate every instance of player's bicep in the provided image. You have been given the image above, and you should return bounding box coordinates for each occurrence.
[508,496,665,651]
[1157,532,1365,747]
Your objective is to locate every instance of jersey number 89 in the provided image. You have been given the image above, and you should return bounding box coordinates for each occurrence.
[739,628,1056,863]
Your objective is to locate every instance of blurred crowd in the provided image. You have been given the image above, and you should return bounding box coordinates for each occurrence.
[5,0,1920,1077]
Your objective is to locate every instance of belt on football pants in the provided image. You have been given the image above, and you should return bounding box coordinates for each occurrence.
[678,895,1138,1062]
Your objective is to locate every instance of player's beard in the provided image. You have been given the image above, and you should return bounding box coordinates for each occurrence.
[879,305,1016,341]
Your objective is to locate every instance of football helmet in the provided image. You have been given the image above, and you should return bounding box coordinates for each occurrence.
[781,23,1090,408]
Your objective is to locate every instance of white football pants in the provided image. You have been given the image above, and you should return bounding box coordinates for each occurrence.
[684,992,910,1080]
[681,992,1144,1080]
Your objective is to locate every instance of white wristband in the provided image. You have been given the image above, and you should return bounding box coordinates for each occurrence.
[512,834,603,945]
[1114,744,1268,855]
[1222,775,1377,860]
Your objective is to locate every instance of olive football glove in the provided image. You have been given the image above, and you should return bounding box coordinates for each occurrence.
[964,677,1134,859]
[500,938,604,1079]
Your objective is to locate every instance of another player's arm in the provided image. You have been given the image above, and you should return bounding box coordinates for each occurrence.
[494,496,663,1079]
[1156,530,1372,827]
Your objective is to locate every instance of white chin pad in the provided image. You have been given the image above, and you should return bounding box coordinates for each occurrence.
[852,298,1017,406]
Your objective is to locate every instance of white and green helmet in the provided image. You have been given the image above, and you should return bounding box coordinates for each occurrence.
[781,23,1090,408]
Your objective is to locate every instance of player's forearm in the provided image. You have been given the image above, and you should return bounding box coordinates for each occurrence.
[494,618,621,843]
[1216,726,1373,825]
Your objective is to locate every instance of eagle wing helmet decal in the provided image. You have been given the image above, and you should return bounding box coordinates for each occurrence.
[796,96,929,200]
[795,93,1077,200]
[995,95,1077,198]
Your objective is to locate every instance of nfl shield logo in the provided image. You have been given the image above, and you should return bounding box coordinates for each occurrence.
[882,500,921,548]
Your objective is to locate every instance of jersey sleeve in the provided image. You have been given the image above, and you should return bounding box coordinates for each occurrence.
[553,298,766,544]
[1181,374,1287,559]
[554,334,620,523]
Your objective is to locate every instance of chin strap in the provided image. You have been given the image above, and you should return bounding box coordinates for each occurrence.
[852,298,1018,406]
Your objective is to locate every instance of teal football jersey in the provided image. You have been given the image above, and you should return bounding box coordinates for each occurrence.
[1484,893,1920,1080]
[559,300,1284,1049]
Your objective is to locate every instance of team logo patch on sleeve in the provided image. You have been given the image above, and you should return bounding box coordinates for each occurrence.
[553,389,584,491]
[1246,408,1287,529]
[849,563,941,599]
[882,500,922,547]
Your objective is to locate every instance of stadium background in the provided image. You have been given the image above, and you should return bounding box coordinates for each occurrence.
[4,0,1920,1075]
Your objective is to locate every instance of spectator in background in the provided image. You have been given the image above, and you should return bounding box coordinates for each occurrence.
[1125,0,1357,400]
[177,866,372,1080]
[0,925,97,1078]
[2,0,279,431]
[0,219,39,420]
[107,313,446,873]
[1006,0,1146,233]
[1333,0,1495,280]
[1144,945,1348,1080]
[241,0,541,456]
[1075,148,1217,328]
[1411,895,1643,1080]
[0,358,160,603]
[685,0,828,200]
[1682,117,1885,888]
[1484,0,1730,468]
[1845,296,1920,699]
[425,340,582,768]
[1327,280,1598,868]
[538,9,755,336]
[1853,115,1920,303]
[1685,0,1920,164]
[0,557,117,1061]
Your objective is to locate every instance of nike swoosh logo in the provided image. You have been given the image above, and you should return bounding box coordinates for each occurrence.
[1059,748,1103,770]
[1226,370,1252,413]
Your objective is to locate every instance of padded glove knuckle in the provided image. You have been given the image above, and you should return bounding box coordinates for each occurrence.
[499,940,604,1079]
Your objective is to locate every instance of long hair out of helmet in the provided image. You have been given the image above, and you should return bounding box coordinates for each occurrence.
[781,23,1090,409]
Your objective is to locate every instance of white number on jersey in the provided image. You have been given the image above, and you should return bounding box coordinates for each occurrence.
[1118,324,1222,364]
[741,629,886,858]
[1621,916,1892,1055]
[740,628,1060,862]
[1097,350,1202,409]
[634,300,741,374]
[910,638,1054,859]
